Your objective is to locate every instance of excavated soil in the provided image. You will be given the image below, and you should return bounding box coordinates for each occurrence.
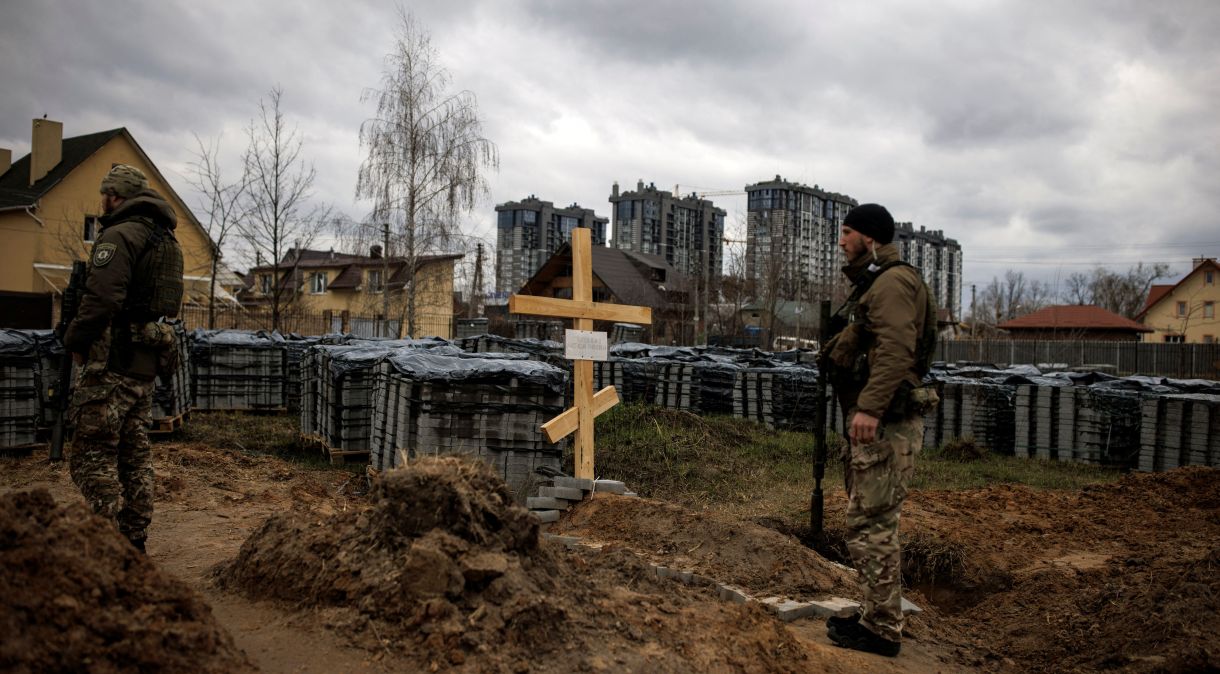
[217,457,813,673]
[552,492,857,600]
[893,468,1220,672]
[0,488,252,674]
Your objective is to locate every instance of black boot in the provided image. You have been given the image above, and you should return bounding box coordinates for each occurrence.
[826,611,861,633]
[129,538,146,554]
[827,619,900,657]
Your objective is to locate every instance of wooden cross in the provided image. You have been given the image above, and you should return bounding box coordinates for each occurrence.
[509,227,652,480]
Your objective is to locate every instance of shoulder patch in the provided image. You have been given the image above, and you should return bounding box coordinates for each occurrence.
[92,242,118,267]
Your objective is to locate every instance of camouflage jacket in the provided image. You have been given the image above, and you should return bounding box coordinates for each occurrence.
[829,243,931,419]
[64,189,178,380]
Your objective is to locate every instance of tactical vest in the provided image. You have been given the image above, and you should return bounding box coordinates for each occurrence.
[831,259,938,377]
[126,222,184,320]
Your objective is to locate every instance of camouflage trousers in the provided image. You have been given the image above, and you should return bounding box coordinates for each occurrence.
[68,366,156,544]
[843,415,923,642]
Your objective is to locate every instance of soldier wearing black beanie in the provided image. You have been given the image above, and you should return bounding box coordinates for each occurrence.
[842,203,895,244]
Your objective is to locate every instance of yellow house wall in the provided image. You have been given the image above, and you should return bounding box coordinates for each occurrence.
[0,133,215,295]
[255,260,456,337]
[1142,267,1220,343]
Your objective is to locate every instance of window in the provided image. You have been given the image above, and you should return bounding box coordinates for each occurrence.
[259,274,272,295]
[367,269,383,293]
[1206,270,1215,285]
[1206,301,1215,319]
[1164,335,1184,343]
[1177,301,1187,317]
[83,215,100,242]
[310,272,327,294]
[1204,335,1215,344]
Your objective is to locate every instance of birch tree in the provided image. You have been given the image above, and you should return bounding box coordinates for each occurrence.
[356,10,498,337]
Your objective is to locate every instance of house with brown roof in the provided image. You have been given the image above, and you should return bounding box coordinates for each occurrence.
[516,242,694,344]
[997,305,1152,341]
[1136,258,1219,344]
[243,245,462,338]
[0,120,222,328]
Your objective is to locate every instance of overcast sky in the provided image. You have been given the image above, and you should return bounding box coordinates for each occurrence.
[2,0,1218,304]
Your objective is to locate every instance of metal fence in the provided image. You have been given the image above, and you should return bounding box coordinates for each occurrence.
[936,339,1220,379]
[178,305,452,339]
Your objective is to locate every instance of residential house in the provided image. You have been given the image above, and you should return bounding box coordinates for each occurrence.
[517,241,693,344]
[1136,258,1220,344]
[0,120,222,328]
[243,245,461,338]
[998,305,1152,341]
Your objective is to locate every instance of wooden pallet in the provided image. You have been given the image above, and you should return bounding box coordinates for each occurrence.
[148,411,189,435]
[298,433,369,465]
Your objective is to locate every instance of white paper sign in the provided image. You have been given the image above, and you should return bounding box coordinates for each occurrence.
[564,329,609,361]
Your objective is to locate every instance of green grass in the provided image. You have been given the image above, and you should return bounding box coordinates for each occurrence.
[594,403,1122,511]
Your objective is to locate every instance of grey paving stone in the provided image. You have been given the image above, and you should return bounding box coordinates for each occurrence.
[531,509,561,523]
[718,584,749,604]
[760,597,822,622]
[553,476,594,491]
[593,479,627,495]
[527,496,569,510]
[901,597,923,615]
[539,486,585,501]
[808,597,860,618]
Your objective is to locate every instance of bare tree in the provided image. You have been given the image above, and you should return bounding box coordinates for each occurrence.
[1088,263,1170,318]
[978,270,1053,325]
[237,87,331,331]
[356,10,499,337]
[1062,272,1092,305]
[187,133,247,328]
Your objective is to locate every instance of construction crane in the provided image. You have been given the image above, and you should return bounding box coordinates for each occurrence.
[673,184,746,200]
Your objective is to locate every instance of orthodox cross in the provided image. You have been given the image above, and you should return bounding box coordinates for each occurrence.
[508,227,652,480]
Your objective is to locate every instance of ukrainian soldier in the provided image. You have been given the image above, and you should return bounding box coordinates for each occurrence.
[62,164,184,554]
[820,203,939,657]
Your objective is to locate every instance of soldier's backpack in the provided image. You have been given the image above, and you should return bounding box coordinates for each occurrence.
[128,224,184,320]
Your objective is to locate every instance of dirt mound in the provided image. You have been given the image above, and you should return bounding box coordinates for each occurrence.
[218,457,810,673]
[0,489,252,674]
[554,492,856,600]
[896,467,1220,672]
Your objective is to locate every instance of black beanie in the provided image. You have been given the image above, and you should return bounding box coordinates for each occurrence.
[843,203,895,244]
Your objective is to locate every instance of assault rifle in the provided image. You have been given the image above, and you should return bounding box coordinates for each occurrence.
[810,299,832,536]
[49,260,87,461]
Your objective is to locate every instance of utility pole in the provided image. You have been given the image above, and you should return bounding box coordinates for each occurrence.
[470,242,484,318]
[970,283,977,338]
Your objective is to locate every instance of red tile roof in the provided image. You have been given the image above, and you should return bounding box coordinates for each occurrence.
[998,305,1152,332]
[1139,285,1173,317]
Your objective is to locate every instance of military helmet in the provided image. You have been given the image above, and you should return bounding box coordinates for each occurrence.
[100,164,149,198]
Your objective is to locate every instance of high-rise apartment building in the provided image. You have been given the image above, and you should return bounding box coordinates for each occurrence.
[494,196,607,294]
[894,222,963,321]
[608,180,726,287]
[744,176,857,299]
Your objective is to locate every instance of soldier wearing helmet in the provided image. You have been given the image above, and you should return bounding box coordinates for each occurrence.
[63,163,184,554]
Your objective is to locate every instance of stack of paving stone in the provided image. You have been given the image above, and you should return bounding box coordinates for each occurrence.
[300,339,440,454]
[454,318,489,339]
[1013,381,1071,459]
[1054,385,1144,465]
[609,323,644,345]
[151,320,192,422]
[526,477,632,523]
[190,329,288,411]
[0,330,42,449]
[1139,393,1220,471]
[369,350,568,494]
[283,334,337,413]
[693,360,740,417]
[732,365,820,430]
[513,319,563,342]
[930,379,1017,454]
[647,359,700,412]
[459,334,566,369]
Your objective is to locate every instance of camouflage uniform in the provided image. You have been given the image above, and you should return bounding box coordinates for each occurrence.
[63,165,182,548]
[842,415,923,642]
[823,207,937,647]
[68,331,156,544]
